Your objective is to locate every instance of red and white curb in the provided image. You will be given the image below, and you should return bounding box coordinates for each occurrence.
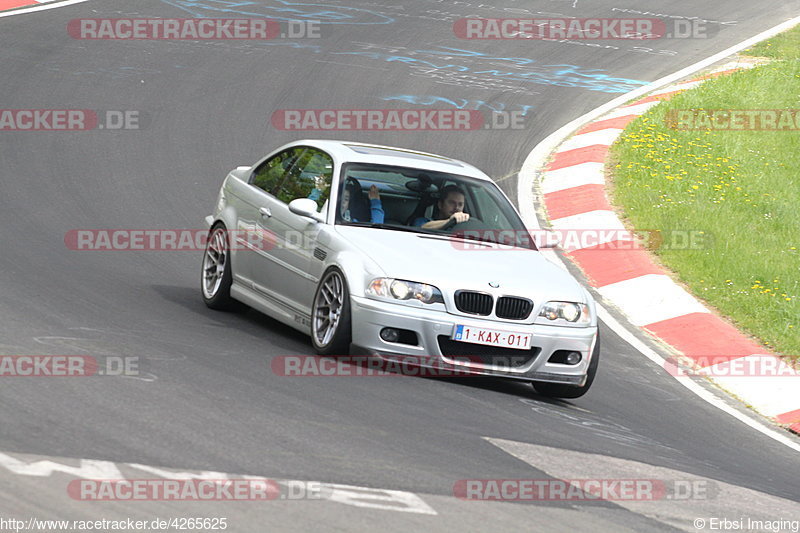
[0,0,60,10]
[536,59,800,435]
[0,0,90,16]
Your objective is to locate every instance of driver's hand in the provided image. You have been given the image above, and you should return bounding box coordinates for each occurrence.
[450,212,470,224]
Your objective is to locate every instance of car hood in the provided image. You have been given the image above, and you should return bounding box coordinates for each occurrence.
[335,226,587,303]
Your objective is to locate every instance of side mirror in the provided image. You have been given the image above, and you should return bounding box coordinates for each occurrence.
[288,198,325,222]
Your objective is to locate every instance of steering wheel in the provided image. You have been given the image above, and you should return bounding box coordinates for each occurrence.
[441,216,485,232]
[441,217,458,231]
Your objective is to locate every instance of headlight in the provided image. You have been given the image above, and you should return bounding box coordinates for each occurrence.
[538,301,591,325]
[367,278,444,305]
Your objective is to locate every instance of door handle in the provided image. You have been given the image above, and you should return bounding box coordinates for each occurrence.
[259,207,272,218]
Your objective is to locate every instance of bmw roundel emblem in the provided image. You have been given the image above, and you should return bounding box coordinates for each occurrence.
[488,281,500,288]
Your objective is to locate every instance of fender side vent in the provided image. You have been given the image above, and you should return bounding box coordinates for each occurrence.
[313,247,327,261]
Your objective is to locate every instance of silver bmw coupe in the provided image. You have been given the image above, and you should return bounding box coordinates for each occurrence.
[202,140,599,398]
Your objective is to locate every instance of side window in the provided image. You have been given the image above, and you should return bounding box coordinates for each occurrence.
[273,148,333,209]
[251,147,333,211]
[251,148,300,194]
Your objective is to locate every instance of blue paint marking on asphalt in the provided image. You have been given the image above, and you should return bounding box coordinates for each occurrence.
[413,46,650,86]
[331,50,470,71]
[331,46,648,92]
[159,0,395,24]
[381,95,537,116]
[253,40,325,51]
[145,11,646,93]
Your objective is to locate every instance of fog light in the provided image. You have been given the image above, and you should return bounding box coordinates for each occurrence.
[380,328,400,342]
[548,350,583,365]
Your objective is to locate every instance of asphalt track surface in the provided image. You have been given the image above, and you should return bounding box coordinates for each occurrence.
[1,1,800,531]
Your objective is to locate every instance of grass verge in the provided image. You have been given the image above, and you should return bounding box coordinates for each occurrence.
[608,26,800,361]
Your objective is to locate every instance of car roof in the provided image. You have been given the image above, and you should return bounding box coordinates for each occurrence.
[284,139,491,180]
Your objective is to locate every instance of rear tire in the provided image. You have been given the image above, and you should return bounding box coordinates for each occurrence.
[311,268,352,355]
[201,223,241,311]
[532,330,600,399]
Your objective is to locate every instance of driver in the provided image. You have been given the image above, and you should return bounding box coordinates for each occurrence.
[413,184,470,230]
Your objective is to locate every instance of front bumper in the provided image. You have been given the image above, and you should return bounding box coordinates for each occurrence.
[350,295,598,385]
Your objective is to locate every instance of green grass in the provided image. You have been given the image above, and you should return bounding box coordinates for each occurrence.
[745,24,800,59]
[609,28,800,360]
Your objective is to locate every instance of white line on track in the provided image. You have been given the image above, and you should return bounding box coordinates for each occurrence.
[0,451,439,514]
[596,305,800,454]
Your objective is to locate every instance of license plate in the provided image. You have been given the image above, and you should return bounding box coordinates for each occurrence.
[451,325,532,350]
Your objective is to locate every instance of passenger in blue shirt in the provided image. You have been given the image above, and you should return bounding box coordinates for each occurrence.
[341,183,384,224]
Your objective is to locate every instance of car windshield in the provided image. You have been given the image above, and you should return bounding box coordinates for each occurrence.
[335,163,537,250]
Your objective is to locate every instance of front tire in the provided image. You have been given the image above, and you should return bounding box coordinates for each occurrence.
[201,223,240,311]
[532,330,600,399]
[311,268,352,355]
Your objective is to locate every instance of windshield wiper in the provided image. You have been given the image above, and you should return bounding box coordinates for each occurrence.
[416,233,493,247]
[368,223,428,234]
[340,222,426,233]
[343,222,536,248]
